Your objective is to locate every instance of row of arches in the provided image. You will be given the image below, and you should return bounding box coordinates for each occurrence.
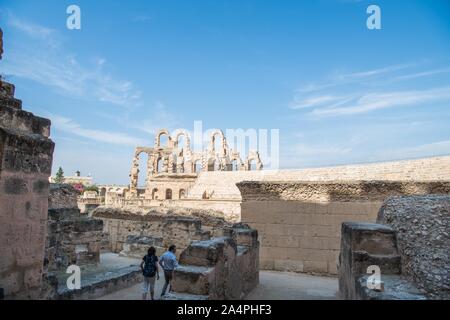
[150,188,186,200]
[129,128,263,193]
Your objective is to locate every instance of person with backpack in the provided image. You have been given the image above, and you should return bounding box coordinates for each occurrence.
[140,246,160,300]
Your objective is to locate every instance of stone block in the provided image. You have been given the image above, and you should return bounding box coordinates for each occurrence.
[304,260,328,274]
[274,259,304,272]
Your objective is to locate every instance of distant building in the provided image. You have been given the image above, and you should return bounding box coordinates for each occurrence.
[50,170,93,186]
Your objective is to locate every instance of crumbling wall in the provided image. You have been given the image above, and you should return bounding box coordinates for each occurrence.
[237,180,450,276]
[0,29,55,298]
[338,195,450,300]
[92,206,226,257]
[169,224,259,300]
[377,195,450,299]
[45,184,107,272]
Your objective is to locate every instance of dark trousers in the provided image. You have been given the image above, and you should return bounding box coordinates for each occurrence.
[161,270,173,296]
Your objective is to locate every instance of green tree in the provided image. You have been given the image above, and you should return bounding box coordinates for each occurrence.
[54,167,65,184]
[84,185,99,192]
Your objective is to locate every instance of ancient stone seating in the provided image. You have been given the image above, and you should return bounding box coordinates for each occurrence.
[338,195,450,300]
[165,225,259,300]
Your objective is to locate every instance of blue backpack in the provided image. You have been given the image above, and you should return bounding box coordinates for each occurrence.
[143,255,157,277]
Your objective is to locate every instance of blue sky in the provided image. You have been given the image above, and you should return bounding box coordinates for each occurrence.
[1,0,450,184]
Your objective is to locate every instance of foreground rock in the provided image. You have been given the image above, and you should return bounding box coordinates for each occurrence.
[338,195,450,300]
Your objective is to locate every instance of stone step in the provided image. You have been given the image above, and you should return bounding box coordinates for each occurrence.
[356,274,427,300]
[179,237,235,267]
[171,265,215,296]
[0,104,50,137]
[353,251,402,275]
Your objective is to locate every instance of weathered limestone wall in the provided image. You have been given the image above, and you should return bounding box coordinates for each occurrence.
[169,224,259,300]
[237,181,450,276]
[189,156,450,199]
[339,195,450,300]
[182,156,450,219]
[0,31,55,298]
[92,207,228,257]
[377,195,450,299]
[45,184,107,272]
[146,174,197,200]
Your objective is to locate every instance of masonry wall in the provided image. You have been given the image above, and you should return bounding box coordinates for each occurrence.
[237,181,450,276]
[182,156,450,220]
[91,207,227,256]
[0,78,55,298]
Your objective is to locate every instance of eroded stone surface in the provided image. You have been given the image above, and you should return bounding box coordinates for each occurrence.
[378,195,450,299]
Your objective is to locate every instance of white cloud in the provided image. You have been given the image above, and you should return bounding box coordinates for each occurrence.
[298,63,415,93]
[4,16,142,108]
[310,86,450,116]
[393,67,450,81]
[51,115,147,146]
[8,14,55,40]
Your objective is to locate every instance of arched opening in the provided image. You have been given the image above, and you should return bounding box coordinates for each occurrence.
[202,191,208,200]
[166,189,173,200]
[160,135,169,147]
[157,157,164,173]
[231,160,239,171]
[193,160,202,173]
[177,135,186,152]
[249,159,257,171]
[137,153,149,188]
[179,189,186,199]
[208,159,216,172]
[100,188,106,197]
[152,188,158,200]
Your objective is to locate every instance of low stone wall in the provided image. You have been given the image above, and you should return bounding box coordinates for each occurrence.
[169,224,259,300]
[92,206,230,257]
[237,180,450,276]
[45,184,107,272]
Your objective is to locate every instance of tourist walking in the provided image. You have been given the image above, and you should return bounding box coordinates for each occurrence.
[140,246,159,300]
[159,245,179,297]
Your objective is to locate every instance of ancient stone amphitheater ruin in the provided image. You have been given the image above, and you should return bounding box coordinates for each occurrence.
[0,28,449,300]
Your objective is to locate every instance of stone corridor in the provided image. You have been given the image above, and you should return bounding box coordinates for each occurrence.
[97,271,338,300]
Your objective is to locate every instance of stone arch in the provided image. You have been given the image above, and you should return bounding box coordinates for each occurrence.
[172,129,192,152]
[229,153,243,171]
[166,189,173,200]
[209,130,226,153]
[179,189,186,199]
[246,151,263,171]
[154,129,171,148]
[151,188,158,200]
[156,157,164,173]
[207,157,220,171]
